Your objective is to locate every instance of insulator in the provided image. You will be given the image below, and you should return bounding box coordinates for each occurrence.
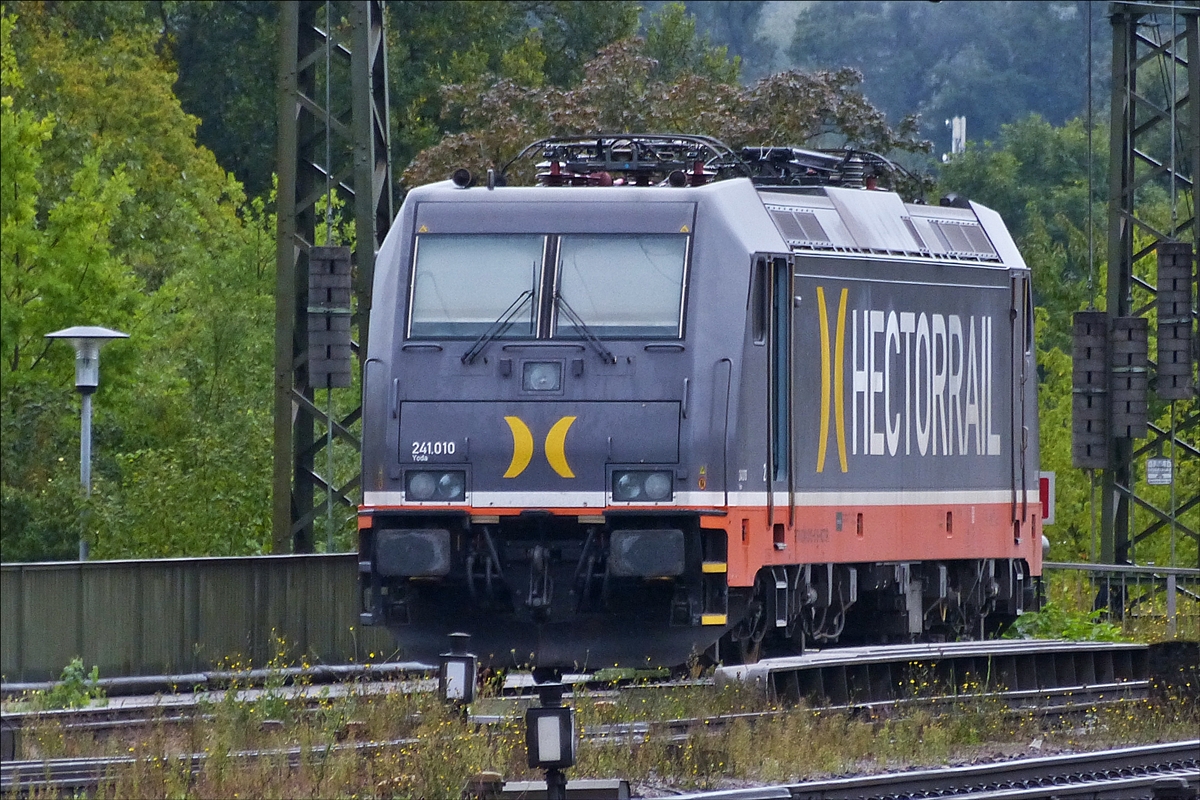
[1155,241,1195,400]
[1111,316,1148,439]
[841,154,865,188]
[307,245,353,389]
[1072,311,1109,468]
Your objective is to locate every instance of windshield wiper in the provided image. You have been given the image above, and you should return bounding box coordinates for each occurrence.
[554,292,616,364]
[461,290,534,365]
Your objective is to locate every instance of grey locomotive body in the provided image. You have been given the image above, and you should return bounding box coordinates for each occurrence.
[358,144,1042,669]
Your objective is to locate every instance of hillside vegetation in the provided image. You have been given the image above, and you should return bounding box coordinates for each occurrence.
[1,2,1194,570]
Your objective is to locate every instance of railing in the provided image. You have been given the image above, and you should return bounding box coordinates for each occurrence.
[1043,561,1200,638]
[3,557,1194,684]
[0,555,395,683]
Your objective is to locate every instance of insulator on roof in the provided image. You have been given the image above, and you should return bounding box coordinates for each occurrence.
[841,154,865,189]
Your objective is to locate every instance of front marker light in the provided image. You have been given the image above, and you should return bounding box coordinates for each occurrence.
[406,470,467,502]
[644,472,672,501]
[611,470,674,502]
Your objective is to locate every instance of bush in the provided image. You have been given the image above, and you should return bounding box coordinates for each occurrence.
[1004,602,1127,642]
[27,657,107,710]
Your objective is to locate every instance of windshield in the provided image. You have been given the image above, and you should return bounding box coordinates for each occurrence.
[554,234,688,338]
[408,234,545,338]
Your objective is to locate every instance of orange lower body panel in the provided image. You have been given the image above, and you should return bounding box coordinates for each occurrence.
[702,502,1043,587]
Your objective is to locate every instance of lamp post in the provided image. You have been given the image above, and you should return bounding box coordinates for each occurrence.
[44,326,129,560]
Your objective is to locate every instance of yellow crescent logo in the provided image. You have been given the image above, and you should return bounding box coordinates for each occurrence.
[502,416,534,478]
[816,286,849,473]
[544,416,576,478]
[501,415,577,478]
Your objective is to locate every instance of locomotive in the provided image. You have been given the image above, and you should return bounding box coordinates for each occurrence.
[357,135,1043,669]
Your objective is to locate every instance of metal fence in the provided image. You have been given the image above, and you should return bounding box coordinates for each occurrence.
[1043,562,1200,638]
[3,557,1196,684]
[0,555,395,683]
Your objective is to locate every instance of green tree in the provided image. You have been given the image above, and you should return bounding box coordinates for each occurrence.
[644,2,740,84]
[1,8,274,561]
[88,189,276,559]
[939,115,1105,352]
[787,1,1109,149]
[10,1,641,201]
[1,11,138,561]
[386,1,639,171]
[674,1,770,78]
[166,1,280,198]
[404,25,929,189]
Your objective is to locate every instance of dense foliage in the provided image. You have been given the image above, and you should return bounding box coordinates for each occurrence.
[1,1,1194,571]
[937,117,1197,567]
[785,0,1110,149]
[1,6,274,559]
[401,32,929,188]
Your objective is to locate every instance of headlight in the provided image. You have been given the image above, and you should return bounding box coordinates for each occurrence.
[375,528,451,577]
[406,470,466,502]
[643,472,672,501]
[611,470,674,502]
[407,472,437,500]
[522,361,562,392]
[437,471,465,500]
[609,529,685,577]
[614,472,642,500]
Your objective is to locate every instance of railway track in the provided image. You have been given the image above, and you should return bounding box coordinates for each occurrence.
[0,661,431,700]
[0,736,420,796]
[5,738,1195,799]
[1,698,1192,796]
[0,675,1142,751]
[664,740,1200,800]
[0,639,1182,798]
[1,640,1159,756]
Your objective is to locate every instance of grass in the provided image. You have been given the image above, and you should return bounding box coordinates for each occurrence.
[1042,570,1200,642]
[11,659,1198,799]
[7,583,1197,798]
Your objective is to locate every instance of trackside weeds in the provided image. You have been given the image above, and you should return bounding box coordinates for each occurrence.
[5,639,1198,799]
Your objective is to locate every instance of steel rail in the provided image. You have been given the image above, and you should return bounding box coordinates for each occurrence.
[482,674,1152,740]
[661,740,1200,800]
[1,660,432,699]
[931,770,1199,799]
[0,736,419,795]
[9,737,1194,799]
[4,713,1194,797]
[2,681,1146,754]
[1,671,1153,751]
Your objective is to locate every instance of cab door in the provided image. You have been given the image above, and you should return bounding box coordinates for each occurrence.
[764,255,794,529]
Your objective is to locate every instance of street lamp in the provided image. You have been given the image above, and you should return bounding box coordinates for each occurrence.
[44,326,129,560]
